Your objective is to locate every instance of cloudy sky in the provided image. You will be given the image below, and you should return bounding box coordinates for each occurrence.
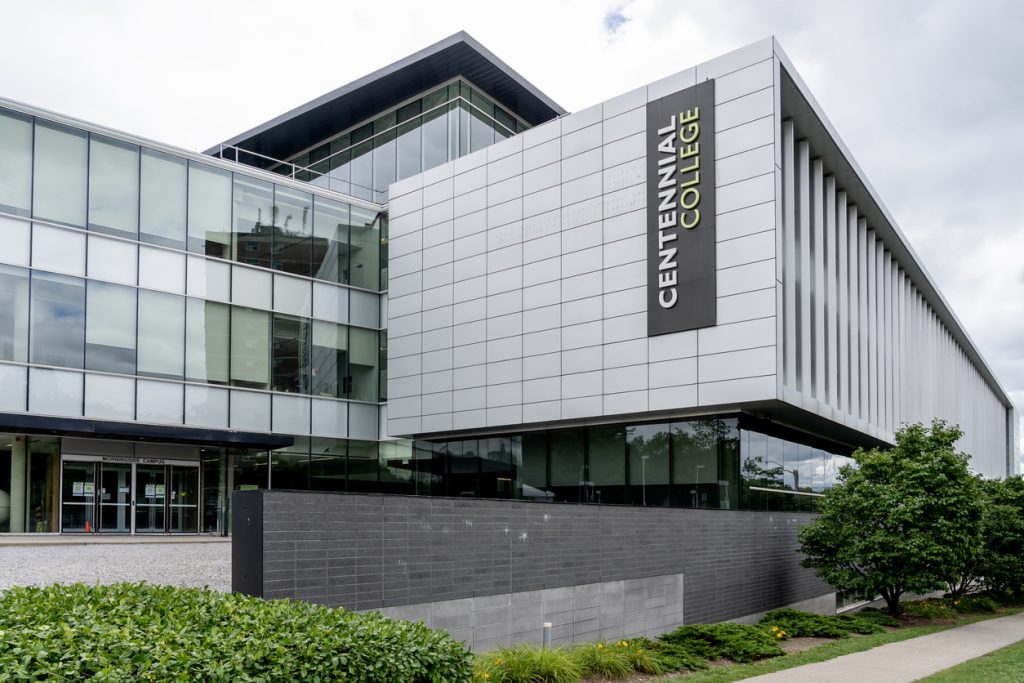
[1,0,1021,457]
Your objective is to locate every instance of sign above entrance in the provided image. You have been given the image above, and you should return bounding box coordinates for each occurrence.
[646,80,717,336]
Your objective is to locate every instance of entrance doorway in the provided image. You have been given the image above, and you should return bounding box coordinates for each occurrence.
[60,456,200,534]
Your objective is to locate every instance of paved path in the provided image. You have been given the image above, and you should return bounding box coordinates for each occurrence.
[0,539,231,592]
[744,611,1024,682]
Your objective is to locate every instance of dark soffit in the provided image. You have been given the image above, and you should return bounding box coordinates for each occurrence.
[205,31,566,161]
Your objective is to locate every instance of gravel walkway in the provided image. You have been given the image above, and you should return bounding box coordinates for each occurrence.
[0,541,231,593]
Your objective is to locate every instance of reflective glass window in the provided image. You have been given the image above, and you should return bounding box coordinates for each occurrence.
[309,437,347,491]
[85,281,136,374]
[312,196,349,284]
[672,419,720,509]
[372,112,397,203]
[140,148,187,248]
[233,450,268,490]
[448,439,479,497]
[137,290,184,379]
[397,120,421,181]
[33,121,87,227]
[271,438,309,490]
[549,429,584,503]
[348,327,378,402]
[311,321,346,398]
[88,135,139,238]
[272,185,312,277]
[326,145,351,196]
[185,298,229,385]
[232,175,273,269]
[187,162,231,259]
[349,124,373,202]
[30,271,85,368]
[379,440,415,494]
[717,418,740,510]
[469,89,495,153]
[519,433,549,500]
[627,423,670,507]
[479,436,517,499]
[0,265,29,362]
[349,207,380,290]
[0,108,32,216]
[494,108,517,140]
[421,89,449,171]
[230,307,270,389]
[588,425,625,504]
[347,440,378,492]
[272,314,309,393]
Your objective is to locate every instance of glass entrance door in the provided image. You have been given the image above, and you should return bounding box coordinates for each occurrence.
[135,465,166,533]
[60,460,96,533]
[98,463,132,533]
[168,466,199,533]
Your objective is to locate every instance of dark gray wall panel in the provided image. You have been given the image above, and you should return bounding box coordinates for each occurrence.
[245,491,829,624]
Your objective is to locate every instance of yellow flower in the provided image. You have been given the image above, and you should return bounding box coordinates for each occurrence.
[482,674,490,680]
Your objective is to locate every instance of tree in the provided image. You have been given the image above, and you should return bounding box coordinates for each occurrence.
[798,420,984,615]
[975,476,1024,599]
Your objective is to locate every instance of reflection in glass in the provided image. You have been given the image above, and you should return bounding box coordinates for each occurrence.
[85,281,137,374]
[137,290,185,379]
[448,439,479,497]
[349,206,379,290]
[30,271,85,368]
[88,136,139,238]
[273,185,312,277]
[34,121,88,227]
[549,429,584,503]
[672,419,721,509]
[312,197,349,284]
[347,440,378,492]
[421,89,449,171]
[349,127,373,202]
[271,438,309,490]
[589,425,625,504]
[479,437,518,499]
[232,450,268,490]
[310,438,346,491]
[185,298,229,384]
[519,433,549,500]
[187,162,231,259]
[0,108,32,216]
[0,265,29,362]
[29,437,60,533]
[348,326,378,402]
[232,175,273,269]
[140,148,187,248]
[379,440,415,494]
[230,307,270,389]
[272,314,309,393]
[311,321,346,398]
[397,120,421,181]
[627,423,670,506]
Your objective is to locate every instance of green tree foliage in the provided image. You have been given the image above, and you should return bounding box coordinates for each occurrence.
[976,476,1024,599]
[798,421,983,615]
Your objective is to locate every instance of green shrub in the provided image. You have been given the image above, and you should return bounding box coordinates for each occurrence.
[760,609,885,638]
[0,583,472,682]
[475,644,582,683]
[851,608,901,628]
[644,641,709,672]
[948,595,998,613]
[658,623,784,663]
[568,642,632,679]
[900,598,958,620]
[615,639,667,675]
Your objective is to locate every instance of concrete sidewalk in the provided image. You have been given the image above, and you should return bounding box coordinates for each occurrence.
[742,611,1024,682]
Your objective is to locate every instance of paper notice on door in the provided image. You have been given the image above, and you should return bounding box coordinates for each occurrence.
[155,484,165,497]
[83,482,95,496]
[73,481,84,496]
[145,484,155,498]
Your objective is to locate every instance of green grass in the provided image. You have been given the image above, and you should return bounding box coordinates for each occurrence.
[917,639,1024,682]
[663,609,1023,682]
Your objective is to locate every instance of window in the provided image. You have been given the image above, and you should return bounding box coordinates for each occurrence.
[311,321,346,398]
[33,122,87,227]
[30,272,85,368]
[0,265,29,362]
[272,185,312,277]
[627,423,670,507]
[589,425,626,504]
[187,162,231,259]
[349,206,380,291]
[85,281,136,374]
[232,175,273,270]
[185,298,229,385]
[137,290,184,379]
[348,327,378,402]
[230,307,270,390]
[88,135,139,238]
[140,148,187,248]
[0,108,32,216]
[271,314,309,393]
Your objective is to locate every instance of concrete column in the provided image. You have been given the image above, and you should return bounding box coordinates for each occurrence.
[9,437,27,533]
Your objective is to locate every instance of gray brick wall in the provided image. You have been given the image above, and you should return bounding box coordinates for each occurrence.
[235,490,829,624]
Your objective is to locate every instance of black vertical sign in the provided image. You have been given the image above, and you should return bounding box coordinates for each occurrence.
[646,80,716,336]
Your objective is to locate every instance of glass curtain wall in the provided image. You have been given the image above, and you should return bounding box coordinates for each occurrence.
[0,107,386,291]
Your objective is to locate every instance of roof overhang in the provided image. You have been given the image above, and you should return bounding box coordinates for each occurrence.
[205,31,565,161]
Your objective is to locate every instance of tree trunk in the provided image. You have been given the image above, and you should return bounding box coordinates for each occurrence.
[882,589,902,617]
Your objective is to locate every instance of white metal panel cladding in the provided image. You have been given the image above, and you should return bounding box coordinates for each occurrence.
[778,117,1009,475]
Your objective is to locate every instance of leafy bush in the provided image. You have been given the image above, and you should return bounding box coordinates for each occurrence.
[474,645,582,683]
[568,642,632,679]
[619,638,706,673]
[658,623,784,663]
[948,595,998,613]
[615,639,667,675]
[0,583,472,682]
[900,598,958,621]
[760,609,885,638]
[851,608,901,628]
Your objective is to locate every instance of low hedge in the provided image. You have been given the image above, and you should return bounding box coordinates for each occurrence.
[0,583,472,682]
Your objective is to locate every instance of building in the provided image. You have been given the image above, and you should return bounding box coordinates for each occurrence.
[0,28,1017,640]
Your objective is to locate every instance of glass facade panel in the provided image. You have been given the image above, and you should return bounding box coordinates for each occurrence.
[0,109,32,216]
[271,438,309,490]
[309,438,346,491]
[347,440,378,492]
[311,320,346,398]
[137,290,184,379]
[33,121,88,227]
[372,129,396,204]
[519,433,549,500]
[588,425,625,504]
[396,121,421,181]
[448,439,479,497]
[230,307,270,389]
[549,429,584,503]
[232,175,273,269]
[140,148,187,248]
[348,326,378,401]
[273,185,312,277]
[187,162,232,259]
[88,135,139,238]
[0,265,29,362]
[672,420,719,509]
[30,271,85,368]
[379,439,415,494]
[627,423,670,507]
[185,298,229,385]
[349,206,379,290]
[312,196,349,284]
[85,281,137,374]
[272,314,310,393]
[233,450,268,491]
